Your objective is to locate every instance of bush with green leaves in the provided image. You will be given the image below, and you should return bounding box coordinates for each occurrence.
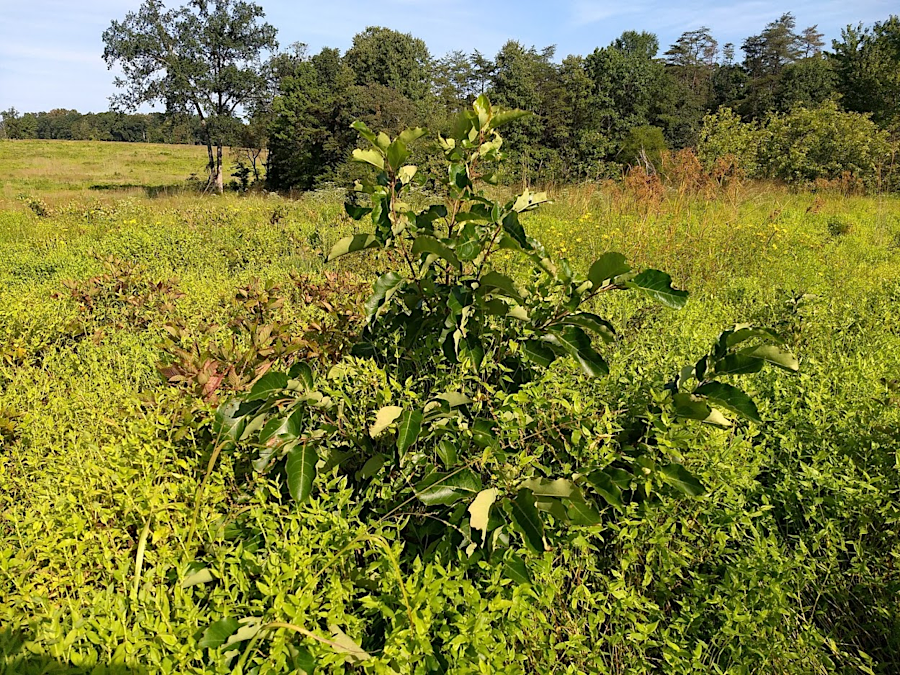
[700,102,896,189]
[210,96,797,591]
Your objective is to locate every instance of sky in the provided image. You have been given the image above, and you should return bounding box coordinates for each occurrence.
[0,0,896,113]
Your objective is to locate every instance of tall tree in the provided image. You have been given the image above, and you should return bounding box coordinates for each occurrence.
[102,0,278,193]
[344,27,432,101]
[266,47,356,189]
[435,50,477,112]
[831,16,900,128]
[585,32,667,142]
[664,28,718,145]
[800,25,825,57]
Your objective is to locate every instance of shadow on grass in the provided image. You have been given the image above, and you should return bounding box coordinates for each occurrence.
[88,183,202,198]
[0,628,147,675]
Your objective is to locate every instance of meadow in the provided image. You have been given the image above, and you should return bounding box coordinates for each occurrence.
[1,139,899,674]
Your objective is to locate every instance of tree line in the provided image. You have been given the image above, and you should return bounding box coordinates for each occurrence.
[2,1,898,192]
[0,109,231,145]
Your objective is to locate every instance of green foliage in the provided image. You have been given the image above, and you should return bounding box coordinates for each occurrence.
[831,16,900,128]
[698,107,761,174]
[102,0,278,192]
[619,125,668,169]
[1,146,899,673]
[760,101,894,186]
[700,101,895,187]
[219,99,797,652]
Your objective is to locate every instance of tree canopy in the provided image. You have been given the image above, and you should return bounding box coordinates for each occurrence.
[102,0,277,192]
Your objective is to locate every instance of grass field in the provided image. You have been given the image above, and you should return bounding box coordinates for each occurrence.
[0,140,211,204]
[1,139,899,674]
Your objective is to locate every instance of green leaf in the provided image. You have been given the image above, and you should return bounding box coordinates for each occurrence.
[364,272,404,322]
[375,132,391,151]
[512,190,548,213]
[435,391,471,407]
[501,211,529,248]
[386,138,408,171]
[288,362,314,389]
[370,405,403,438]
[738,344,799,372]
[660,463,705,497]
[416,470,482,506]
[489,108,530,129]
[588,252,630,288]
[212,399,249,446]
[627,269,688,309]
[327,233,379,261]
[506,489,547,553]
[479,270,522,301]
[416,204,448,229]
[548,326,609,377]
[396,409,423,452]
[344,202,372,220]
[247,371,288,401]
[714,353,764,375]
[455,222,481,261]
[397,165,417,184]
[473,94,492,129]
[560,312,616,343]
[566,492,603,525]
[328,625,371,663]
[468,488,499,544]
[182,567,214,589]
[694,382,761,422]
[223,617,263,651]
[522,339,557,368]
[199,618,240,650]
[351,120,377,145]
[436,439,458,467]
[399,127,427,144]
[521,477,576,498]
[357,454,386,480]
[586,470,624,510]
[412,235,461,270]
[351,147,385,171]
[294,646,315,674]
[286,443,318,503]
[672,393,732,427]
[503,554,532,584]
[471,418,497,449]
[718,324,782,351]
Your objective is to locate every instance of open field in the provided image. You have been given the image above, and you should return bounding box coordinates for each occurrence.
[1,140,899,673]
[0,140,212,203]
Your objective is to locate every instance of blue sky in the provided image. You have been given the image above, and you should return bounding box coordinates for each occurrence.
[0,0,895,113]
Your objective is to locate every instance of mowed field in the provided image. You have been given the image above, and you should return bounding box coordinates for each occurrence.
[0,139,211,203]
[1,139,899,674]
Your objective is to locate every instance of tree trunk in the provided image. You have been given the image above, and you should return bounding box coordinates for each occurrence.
[215,143,224,194]
[205,140,215,190]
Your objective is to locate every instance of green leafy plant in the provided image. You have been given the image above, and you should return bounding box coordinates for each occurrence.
[210,96,797,578]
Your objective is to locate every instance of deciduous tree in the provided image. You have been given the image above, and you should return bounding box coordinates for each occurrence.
[102,0,277,193]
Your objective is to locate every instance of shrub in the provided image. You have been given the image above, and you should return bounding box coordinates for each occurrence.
[201,97,798,662]
[760,101,893,187]
[619,125,667,169]
[698,107,761,175]
[700,102,896,190]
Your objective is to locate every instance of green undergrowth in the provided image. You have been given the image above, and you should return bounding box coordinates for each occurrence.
[1,186,899,674]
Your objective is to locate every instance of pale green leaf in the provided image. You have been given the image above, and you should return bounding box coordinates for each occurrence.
[468,488,499,544]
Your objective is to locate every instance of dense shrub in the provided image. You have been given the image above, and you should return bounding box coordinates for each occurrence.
[700,102,896,189]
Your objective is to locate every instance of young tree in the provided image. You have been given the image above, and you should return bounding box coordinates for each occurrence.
[102,0,278,193]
